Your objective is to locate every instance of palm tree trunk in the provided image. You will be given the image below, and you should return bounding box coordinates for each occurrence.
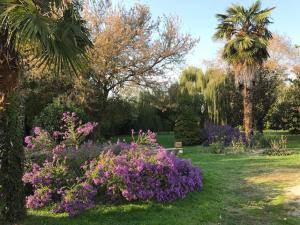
[243,86,254,141]
[0,36,26,222]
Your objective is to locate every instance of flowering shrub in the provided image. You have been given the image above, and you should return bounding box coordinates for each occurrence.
[204,123,246,146]
[130,129,157,146]
[24,127,54,152]
[61,112,98,148]
[53,182,97,216]
[23,114,203,216]
[25,112,97,153]
[85,147,202,203]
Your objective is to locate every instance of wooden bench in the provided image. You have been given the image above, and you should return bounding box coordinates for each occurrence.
[165,142,183,155]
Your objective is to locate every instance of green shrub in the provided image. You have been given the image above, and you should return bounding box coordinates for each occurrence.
[263,135,292,156]
[252,133,271,149]
[33,100,87,133]
[174,110,201,146]
[210,141,225,154]
[230,137,246,153]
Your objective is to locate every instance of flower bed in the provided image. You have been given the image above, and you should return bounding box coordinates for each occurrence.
[23,113,203,216]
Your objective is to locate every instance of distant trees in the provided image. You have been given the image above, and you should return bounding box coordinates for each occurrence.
[177,63,286,134]
[267,67,300,133]
[179,67,205,95]
[75,1,198,129]
[267,33,300,70]
[179,66,242,126]
[202,69,242,125]
[214,0,274,141]
[263,34,300,133]
[252,67,283,133]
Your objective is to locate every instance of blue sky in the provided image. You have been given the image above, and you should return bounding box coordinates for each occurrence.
[115,0,300,69]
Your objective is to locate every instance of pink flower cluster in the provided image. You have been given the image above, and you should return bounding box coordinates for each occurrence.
[24,112,98,153]
[77,122,98,136]
[131,129,157,146]
[24,127,54,152]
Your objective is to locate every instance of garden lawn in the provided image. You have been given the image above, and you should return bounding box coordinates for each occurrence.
[22,132,300,225]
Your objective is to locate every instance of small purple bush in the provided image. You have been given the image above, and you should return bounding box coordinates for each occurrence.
[204,123,246,146]
[23,113,203,216]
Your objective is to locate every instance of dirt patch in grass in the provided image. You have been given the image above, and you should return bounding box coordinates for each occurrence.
[246,169,300,186]
[246,169,300,217]
[285,185,300,217]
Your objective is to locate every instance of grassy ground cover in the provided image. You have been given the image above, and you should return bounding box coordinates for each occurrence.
[22,131,300,225]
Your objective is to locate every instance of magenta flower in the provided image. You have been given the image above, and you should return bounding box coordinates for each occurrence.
[76,122,98,136]
[33,127,42,136]
[24,136,33,148]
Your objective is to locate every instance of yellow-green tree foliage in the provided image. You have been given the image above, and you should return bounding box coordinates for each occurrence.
[179,67,242,125]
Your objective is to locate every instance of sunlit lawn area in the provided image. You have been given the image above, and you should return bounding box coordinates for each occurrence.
[22,132,300,225]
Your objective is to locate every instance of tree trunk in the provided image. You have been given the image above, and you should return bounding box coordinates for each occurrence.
[256,118,264,134]
[0,33,26,222]
[95,90,109,138]
[243,86,254,142]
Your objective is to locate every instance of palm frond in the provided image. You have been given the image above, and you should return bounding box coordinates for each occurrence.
[0,0,92,75]
[214,0,274,68]
[248,0,261,15]
[252,7,275,24]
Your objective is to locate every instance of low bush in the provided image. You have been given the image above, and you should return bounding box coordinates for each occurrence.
[204,123,246,146]
[210,141,225,154]
[263,135,292,156]
[33,100,87,133]
[23,113,203,216]
[230,137,246,153]
[252,133,271,149]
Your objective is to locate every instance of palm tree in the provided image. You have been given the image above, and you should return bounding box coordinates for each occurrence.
[214,0,274,141]
[0,0,91,222]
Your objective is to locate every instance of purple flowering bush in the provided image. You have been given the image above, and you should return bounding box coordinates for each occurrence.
[204,123,246,146]
[53,182,97,216]
[84,146,202,203]
[25,112,97,155]
[23,113,203,216]
[24,127,54,152]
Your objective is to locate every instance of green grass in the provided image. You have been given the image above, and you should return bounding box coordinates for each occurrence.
[22,131,300,225]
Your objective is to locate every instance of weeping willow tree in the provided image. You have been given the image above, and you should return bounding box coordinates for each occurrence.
[179,66,242,125]
[179,67,206,95]
[203,69,236,124]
